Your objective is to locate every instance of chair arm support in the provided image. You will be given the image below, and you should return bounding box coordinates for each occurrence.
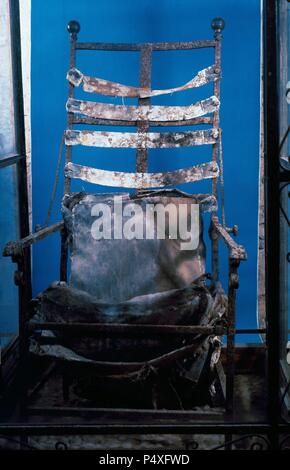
[3,221,64,259]
[211,216,247,261]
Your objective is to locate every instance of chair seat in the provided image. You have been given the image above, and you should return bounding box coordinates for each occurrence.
[30,283,227,407]
[29,190,226,407]
[29,280,226,404]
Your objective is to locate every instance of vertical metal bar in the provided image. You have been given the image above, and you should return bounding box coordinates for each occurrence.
[61,22,80,397]
[62,367,70,402]
[136,45,152,174]
[8,0,32,445]
[65,21,80,194]
[257,9,266,341]
[226,258,239,415]
[60,226,68,282]
[60,21,80,283]
[277,0,288,360]
[224,433,233,451]
[9,0,32,307]
[209,221,219,282]
[264,0,280,450]
[211,18,224,281]
[212,26,222,201]
[209,24,226,423]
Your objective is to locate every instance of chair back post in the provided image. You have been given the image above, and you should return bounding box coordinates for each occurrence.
[65,20,80,194]
[137,45,152,174]
[60,20,80,283]
[210,17,225,282]
[211,17,224,200]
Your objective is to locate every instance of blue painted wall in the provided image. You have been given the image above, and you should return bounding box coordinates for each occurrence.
[31,0,261,340]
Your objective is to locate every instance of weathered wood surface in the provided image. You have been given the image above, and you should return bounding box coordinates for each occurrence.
[66,96,220,122]
[64,128,219,148]
[65,161,219,188]
[67,65,219,98]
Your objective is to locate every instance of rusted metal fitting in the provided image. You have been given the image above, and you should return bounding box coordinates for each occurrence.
[3,240,24,260]
[227,225,238,236]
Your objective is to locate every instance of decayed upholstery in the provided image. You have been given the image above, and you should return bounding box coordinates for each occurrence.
[30,280,226,407]
[30,280,226,359]
[29,190,226,406]
[63,189,215,301]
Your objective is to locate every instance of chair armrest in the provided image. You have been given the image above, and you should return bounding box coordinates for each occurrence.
[211,216,247,261]
[3,221,64,258]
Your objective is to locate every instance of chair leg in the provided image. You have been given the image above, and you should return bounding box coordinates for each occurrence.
[62,369,70,402]
[151,382,159,409]
[215,361,226,405]
[224,433,233,450]
[226,258,240,414]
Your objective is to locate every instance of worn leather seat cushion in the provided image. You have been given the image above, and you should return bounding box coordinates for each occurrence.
[30,280,226,362]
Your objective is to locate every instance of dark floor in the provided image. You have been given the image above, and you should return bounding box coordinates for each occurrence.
[0,345,270,450]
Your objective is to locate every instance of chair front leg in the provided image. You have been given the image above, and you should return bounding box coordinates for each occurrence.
[226,257,240,414]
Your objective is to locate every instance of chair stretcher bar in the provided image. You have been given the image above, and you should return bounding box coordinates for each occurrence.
[30,338,207,376]
[75,40,216,51]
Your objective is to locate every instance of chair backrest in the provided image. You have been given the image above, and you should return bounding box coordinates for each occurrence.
[62,191,215,302]
[63,19,224,201]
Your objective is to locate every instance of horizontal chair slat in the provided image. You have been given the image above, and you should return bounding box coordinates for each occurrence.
[66,96,220,122]
[71,115,214,127]
[75,40,216,51]
[65,129,219,149]
[67,65,219,98]
[65,161,219,188]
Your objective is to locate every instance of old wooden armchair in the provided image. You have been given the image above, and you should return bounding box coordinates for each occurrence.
[3,18,246,419]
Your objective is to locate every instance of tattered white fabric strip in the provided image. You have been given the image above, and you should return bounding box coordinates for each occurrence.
[65,128,219,149]
[67,65,219,98]
[65,161,219,189]
[66,96,220,122]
